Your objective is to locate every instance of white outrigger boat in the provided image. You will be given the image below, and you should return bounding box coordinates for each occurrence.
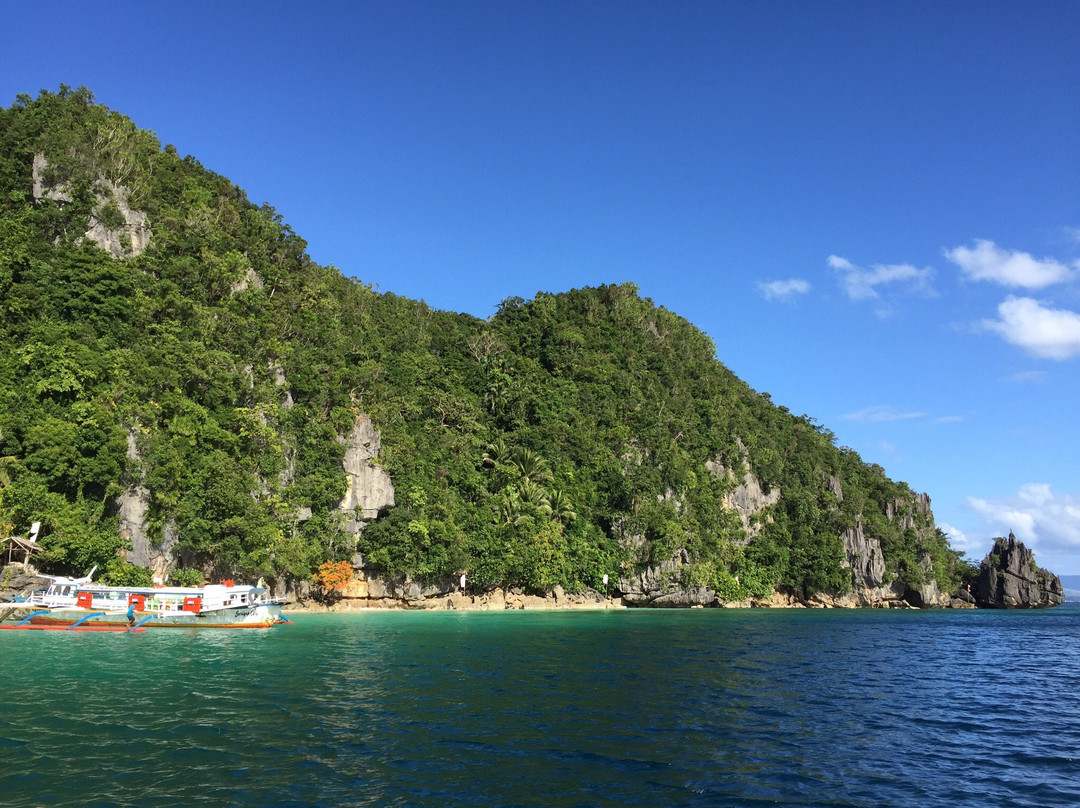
[0,569,288,631]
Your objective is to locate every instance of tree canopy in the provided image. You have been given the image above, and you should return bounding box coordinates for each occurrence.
[0,88,966,596]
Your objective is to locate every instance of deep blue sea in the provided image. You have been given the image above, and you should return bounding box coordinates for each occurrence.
[2,605,1079,807]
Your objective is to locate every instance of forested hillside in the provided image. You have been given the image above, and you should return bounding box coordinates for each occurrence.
[0,88,969,603]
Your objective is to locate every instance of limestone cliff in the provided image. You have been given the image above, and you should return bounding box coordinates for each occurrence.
[32,154,151,258]
[618,548,717,607]
[337,414,395,536]
[705,448,780,539]
[975,533,1064,608]
[120,428,177,578]
[838,519,906,606]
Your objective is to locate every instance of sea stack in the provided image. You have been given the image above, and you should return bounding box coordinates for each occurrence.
[975,532,1064,608]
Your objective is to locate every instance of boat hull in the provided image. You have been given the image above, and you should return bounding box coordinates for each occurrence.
[1,606,285,630]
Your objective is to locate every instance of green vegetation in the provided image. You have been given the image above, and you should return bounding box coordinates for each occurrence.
[0,88,967,597]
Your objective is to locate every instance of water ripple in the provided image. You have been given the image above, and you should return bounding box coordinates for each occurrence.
[2,607,1080,806]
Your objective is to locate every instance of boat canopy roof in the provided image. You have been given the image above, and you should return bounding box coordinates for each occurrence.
[44,578,267,596]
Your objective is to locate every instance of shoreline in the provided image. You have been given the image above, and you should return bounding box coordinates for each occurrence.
[281,584,972,613]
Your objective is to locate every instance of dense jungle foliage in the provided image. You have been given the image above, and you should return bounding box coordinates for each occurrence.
[0,88,967,596]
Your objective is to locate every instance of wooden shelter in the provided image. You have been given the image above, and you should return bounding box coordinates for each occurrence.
[2,522,40,567]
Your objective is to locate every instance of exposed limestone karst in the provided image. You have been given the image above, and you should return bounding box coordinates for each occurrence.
[975,533,1064,608]
[338,413,395,535]
[0,567,49,602]
[618,548,717,607]
[32,153,151,258]
[120,428,177,577]
[705,444,780,539]
[839,519,906,606]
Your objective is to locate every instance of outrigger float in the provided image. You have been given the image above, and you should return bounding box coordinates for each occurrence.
[0,569,289,631]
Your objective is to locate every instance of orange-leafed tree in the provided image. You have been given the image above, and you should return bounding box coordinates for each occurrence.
[314,560,353,591]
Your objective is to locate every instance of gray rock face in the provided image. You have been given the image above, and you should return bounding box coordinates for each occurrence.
[885,492,932,530]
[31,154,72,203]
[338,414,395,534]
[33,154,151,258]
[618,548,718,607]
[231,267,265,294]
[120,428,176,576]
[907,554,946,608]
[704,449,780,539]
[0,567,49,601]
[119,483,152,564]
[976,533,1064,608]
[838,487,950,608]
[838,520,908,606]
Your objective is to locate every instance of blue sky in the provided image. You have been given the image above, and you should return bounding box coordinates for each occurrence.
[3,1,1079,572]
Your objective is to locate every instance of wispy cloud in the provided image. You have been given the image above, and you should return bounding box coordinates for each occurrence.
[828,255,934,302]
[933,414,966,424]
[841,405,926,423]
[758,278,810,301]
[945,239,1078,289]
[982,296,1080,360]
[968,484,1080,568]
[1064,226,1080,245]
[1003,369,1048,384]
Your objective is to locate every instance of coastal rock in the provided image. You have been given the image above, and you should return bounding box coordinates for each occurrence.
[120,428,177,576]
[0,566,48,601]
[617,548,718,607]
[838,519,908,607]
[975,533,1064,608]
[906,554,948,609]
[292,572,627,611]
[838,489,953,608]
[337,413,395,535]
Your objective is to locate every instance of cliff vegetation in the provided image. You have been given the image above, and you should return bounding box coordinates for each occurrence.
[0,88,974,605]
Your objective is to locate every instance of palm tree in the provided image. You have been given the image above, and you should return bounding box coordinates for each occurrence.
[513,448,553,484]
[483,439,510,468]
[516,479,549,509]
[497,489,527,526]
[544,489,577,523]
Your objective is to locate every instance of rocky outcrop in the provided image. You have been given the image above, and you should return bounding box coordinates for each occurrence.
[838,519,908,606]
[337,414,395,535]
[906,554,947,608]
[295,571,624,611]
[32,154,151,258]
[705,445,779,539]
[0,566,48,602]
[833,484,950,608]
[120,428,177,577]
[975,533,1064,608]
[616,548,716,607]
[885,492,933,530]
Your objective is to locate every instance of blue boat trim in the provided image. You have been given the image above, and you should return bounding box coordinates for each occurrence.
[68,612,105,630]
[14,609,48,627]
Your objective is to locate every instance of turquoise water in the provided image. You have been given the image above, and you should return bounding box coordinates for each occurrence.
[2,605,1079,807]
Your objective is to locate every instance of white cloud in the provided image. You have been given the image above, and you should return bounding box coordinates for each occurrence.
[968,484,1080,570]
[828,254,934,301]
[982,296,1080,360]
[841,405,925,422]
[945,239,1078,289]
[758,278,810,301]
[938,521,982,558]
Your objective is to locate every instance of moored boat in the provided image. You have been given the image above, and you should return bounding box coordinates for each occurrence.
[0,571,288,630]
